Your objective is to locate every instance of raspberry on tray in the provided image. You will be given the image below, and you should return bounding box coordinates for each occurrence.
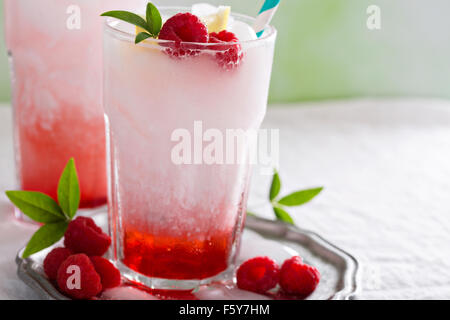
[64,217,111,257]
[57,254,102,300]
[279,256,321,297]
[90,256,121,290]
[43,247,73,281]
[236,256,280,294]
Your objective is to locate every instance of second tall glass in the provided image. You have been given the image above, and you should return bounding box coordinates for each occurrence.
[4,0,145,212]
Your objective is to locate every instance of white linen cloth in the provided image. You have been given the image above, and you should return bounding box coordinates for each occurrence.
[1,99,449,300]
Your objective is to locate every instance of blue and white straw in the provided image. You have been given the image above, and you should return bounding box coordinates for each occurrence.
[253,0,281,38]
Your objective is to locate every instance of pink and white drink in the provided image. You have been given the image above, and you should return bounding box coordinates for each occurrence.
[3,0,145,213]
[103,4,277,289]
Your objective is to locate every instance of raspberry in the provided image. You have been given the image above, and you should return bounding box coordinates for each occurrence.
[43,247,72,281]
[210,30,239,43]
[90,257,121,290]
[236,257,280,294]
[64,217,111,256]
[57,254,102,299]
[209,30,243,69]
[279,256,320,297]
[159,13,208,57]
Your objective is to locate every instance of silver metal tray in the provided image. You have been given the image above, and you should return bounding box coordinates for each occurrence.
[16,214,359,300]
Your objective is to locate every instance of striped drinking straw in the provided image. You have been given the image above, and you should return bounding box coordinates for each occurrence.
[253,0,281,38]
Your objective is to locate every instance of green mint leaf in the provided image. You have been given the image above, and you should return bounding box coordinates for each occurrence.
[5,191,65,223]
[278,187,324,207]
[57,158,80,219]
[22,221,68,258]
[146,2,162,36]
[101,11,152,34]
[246,211,257,217]
[135,32,152,44]
[269,170,281,201]
[273,206,295,225]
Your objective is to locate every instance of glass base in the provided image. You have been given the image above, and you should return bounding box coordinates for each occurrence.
[117,260,236,291]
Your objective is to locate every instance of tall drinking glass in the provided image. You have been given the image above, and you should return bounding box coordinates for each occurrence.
[3,0,145,215]
[104,8,277,289]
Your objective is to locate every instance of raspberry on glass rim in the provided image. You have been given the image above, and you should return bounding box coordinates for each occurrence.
[147,10,244,68]
[158,12,209,57]
[209,30,244,69]
[159,13,209,43]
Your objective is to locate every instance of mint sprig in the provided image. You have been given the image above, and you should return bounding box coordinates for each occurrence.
[101,2,162,44]
[273,205,295,225]
[5,192,65,223]
[22,222,69,259]
[145,3,162,36]
[6,158,81,258]
[278,188,323,207]
[269,170,281,201]
[57,158,80,219]
[250,170,324,225]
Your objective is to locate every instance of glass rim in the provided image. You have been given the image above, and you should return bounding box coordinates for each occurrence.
[103,6,277,48]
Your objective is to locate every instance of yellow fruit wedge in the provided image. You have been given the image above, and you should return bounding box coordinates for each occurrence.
[135,25,159,48]
[136,25,147,35]
[202,6,231,33]
[134,13,157,45]
[134,14,148,37]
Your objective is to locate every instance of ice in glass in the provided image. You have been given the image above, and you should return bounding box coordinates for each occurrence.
[104,6,276,288]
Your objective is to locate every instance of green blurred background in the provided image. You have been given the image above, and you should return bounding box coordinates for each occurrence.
[1,0,449,103]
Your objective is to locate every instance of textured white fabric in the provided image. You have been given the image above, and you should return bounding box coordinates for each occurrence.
[1,99,449,300]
